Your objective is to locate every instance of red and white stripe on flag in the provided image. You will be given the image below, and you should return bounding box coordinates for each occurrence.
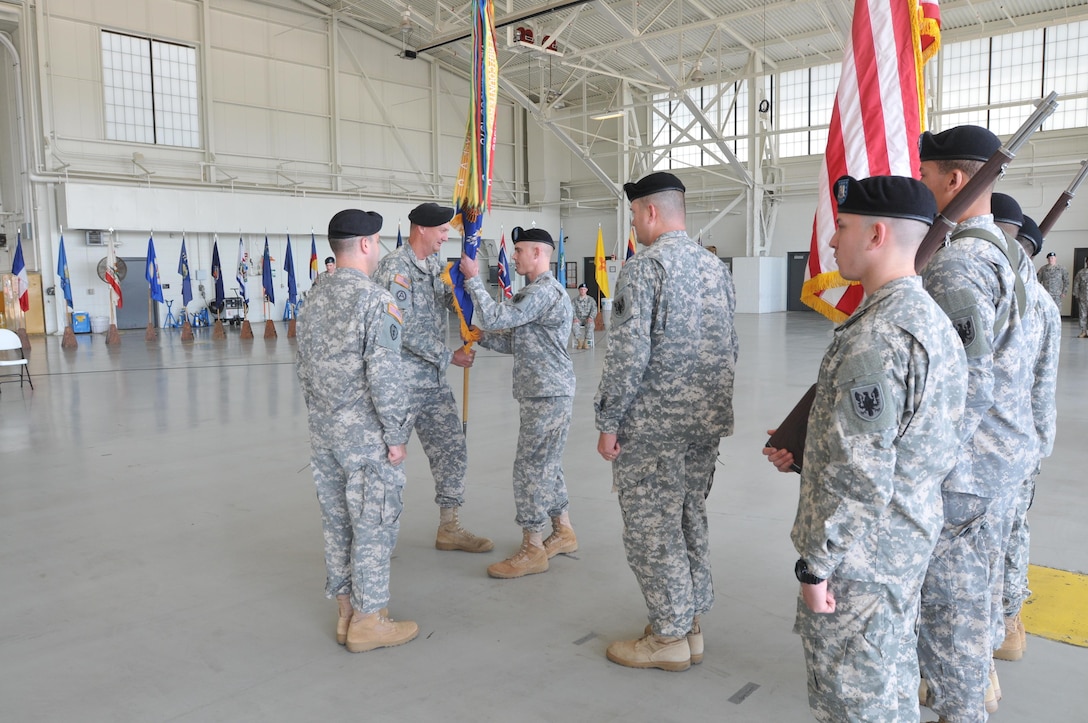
[801,0,940,322]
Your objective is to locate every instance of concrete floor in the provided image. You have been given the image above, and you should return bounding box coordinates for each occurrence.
[1,312,1086,722]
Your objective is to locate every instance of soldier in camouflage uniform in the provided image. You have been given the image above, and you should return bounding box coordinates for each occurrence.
[915,127,1037,722]
[571,283,597,349]
[1073,257,1088,337]
[765,175,967,722]
[372,202,493,554]
[994,213,1061,662]
[594,172,738,672]
[458,226,578,579]
[296,209,418,653]
[1036,252,1069,309]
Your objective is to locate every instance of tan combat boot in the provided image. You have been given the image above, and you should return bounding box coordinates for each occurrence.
[336,595,353,645]
[487,530,548,578]
[985,666,1001,714]
[345,611,418,653]
[436,507,494,553]
[606,631,691,672]
[993,614,1024,661]
[543,517,578,558]
[643,615,702,664]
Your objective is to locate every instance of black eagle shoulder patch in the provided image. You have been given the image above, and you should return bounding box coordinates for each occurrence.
[851,383,884,421]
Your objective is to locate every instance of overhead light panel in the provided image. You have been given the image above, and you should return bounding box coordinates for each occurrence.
[590,110,625,120]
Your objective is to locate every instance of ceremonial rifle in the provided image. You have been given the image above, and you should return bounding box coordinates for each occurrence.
[914,91,1059,271]
[1038,159,1088,237]
[768,92,1059,473]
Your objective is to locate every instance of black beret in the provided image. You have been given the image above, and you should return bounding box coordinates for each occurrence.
[328,209,382,239]
[833,175,936,225]
[990,193,1023,227]
[624,171,686,202]
[324,256,335,265]
[919,126,1000,163]
[577,282,587,289]
[510,226,554,247]
[1018,215,1043,257]
[1046,250,1056,258]
[408,202,455,227]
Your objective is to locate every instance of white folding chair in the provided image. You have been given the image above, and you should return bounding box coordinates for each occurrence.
[0,329,33,392]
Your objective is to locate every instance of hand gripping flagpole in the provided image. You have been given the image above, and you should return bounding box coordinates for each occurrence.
[445,0,498,436]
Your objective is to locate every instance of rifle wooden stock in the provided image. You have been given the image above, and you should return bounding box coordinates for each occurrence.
[1038,159,1088,237]
[766,383,818,474]
[914,152,1012,272]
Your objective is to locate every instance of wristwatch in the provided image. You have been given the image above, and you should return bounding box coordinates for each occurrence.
[794,558,825,585]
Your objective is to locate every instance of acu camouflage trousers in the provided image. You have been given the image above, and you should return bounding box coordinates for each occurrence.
[406,383,468,508]
[312,445,405,614]
[512,396,573,532]
[614,439,717,639]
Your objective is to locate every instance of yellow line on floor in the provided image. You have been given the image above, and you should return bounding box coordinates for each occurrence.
[1021,564,1088,648]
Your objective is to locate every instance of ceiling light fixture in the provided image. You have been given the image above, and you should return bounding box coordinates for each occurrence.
[590,110,624,121]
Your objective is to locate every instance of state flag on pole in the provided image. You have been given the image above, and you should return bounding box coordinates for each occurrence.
[236,236,249,305]
[626,227,636,259]
[57,233,74,310]
[106,233,123,309]
[309,232,318,284]
[145,234,165,303]
[496,231,512,299]
[800,0,941,322]
[284,234,297,306]
[556,227,566,287]
[261,236,274,304]
[397,223,404,248]
[12,230,29,312]
[594,225,610,297]
[211,236,225,310]
[178,236,193,307]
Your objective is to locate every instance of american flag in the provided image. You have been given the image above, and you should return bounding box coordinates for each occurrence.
[800,0,941,322]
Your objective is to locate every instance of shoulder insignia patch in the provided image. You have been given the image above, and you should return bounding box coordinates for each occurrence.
[951,315,975,346]
[386,302,403,324]
[513,291,526,304]
[393,273,411,289]
[613,297,626,317]
[851,384,884,421]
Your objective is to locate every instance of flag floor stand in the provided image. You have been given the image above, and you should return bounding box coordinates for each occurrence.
[239,320,253,339]
[144,322,158,342]
[105,324,121,345]
[287,319,296,338]
[181,319,194,342]
[212,320,226,340]
[263,320,277,339]
[61,325,77,349]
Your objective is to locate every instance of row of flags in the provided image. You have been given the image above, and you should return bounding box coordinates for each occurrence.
[46,231,326,318]
[40,222,520,322]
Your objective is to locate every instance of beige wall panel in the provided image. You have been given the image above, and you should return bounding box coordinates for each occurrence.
[271,62,328,115]
[267,24,327,68]
[212,103,272,159]
[232,52,271,107]
[45,17,98,81]
[209,10,268,57]
[50,0,199,41]
[272,112,329,162]
[51,77,103,140]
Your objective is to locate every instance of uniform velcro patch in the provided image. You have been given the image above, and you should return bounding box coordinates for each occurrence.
[386,302,403,324]
[393,273,411,288]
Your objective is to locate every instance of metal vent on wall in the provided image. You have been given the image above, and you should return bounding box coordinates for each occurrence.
[86,230,105,246]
